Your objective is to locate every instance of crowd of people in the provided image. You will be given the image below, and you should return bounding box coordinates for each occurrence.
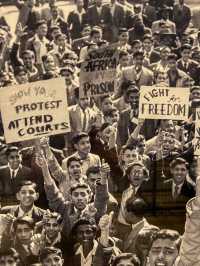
[0,0,200,265]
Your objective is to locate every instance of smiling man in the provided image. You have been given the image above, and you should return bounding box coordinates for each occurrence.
[148,229,181,266]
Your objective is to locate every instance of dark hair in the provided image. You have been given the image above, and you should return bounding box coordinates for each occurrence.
[125,197,148,217]
[0,248,19,261]
[131,39,142,47]
[70,183,91,195]
[17,180,38,193]
[167,53,178,61]
[143,34,153,42]
[14,66,27,76]
[6,146,19,157]
[86,165,101,177]
[40,247,62,262]
[126,162,149,180]
[13,217,35,232]
[22,50,35,58]
[133,50,144,58]
[43,211,62,225]
[111,253,140,266]
[72,132,89,145]
[90,27,102,37]
[66,156,82,168]
[100,95,111,104]
[36,20,47,29]
[150,229,181,251]
[103,107,118,117]
[119,50,129,59]
[181,43,192,52]
[170,157,189,169]
[71,218,97,236]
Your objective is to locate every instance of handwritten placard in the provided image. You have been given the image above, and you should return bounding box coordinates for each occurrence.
[0,78,70,143]
[139,86,190,120]
[79,44,118,97]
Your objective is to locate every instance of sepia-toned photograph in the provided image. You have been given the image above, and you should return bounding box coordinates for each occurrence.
[0,0,199,265]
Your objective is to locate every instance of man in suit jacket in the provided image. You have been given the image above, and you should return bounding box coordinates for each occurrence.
[86,0,116,42]
[104,0,126,42]
[0,146,33,206]
[1,180,46,223]
[119,51,154,88]
[143,34,160,65]
[177,44,200,85]
[155,158,195,231]
[173,0,191,36]
[67,0,88,40]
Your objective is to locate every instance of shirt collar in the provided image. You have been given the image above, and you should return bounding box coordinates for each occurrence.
[75,240,98,256]
[18,205,34,217]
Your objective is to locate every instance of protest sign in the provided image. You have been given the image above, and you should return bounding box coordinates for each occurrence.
[139,86,190,120]
[194,108,200,155]
[0,78,70,143]
[79,44,118,98]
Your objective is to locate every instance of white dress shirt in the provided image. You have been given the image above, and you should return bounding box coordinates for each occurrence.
[76,240,98,266]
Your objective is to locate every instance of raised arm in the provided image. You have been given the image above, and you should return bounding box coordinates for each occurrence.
[36,152,67,217]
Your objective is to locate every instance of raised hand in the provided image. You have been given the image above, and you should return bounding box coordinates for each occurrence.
[99,211,114,232]
[100,159,110,184]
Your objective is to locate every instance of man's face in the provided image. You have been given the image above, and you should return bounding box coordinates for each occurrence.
[44,57,55,72]
[95,0,102,6]
[37,24,48,37]
[105,111,119,124]
[163,120,174,133]
[129,165,144,187]
[92,32,102,43]
[101,125,113,144]
[44,217,61,240]
[171,163,187,185]
[128,92,139,109]
[7,151,21,170]
[162,136,175,153]
[56,36,65,47]
[116,258,135,266]
[192,89,200,101]
[181,49,191,61]
[17,185,38,207]
[87,173,100,192]
[68,161,82,179]
[71,188,90,210]
[77,0,84,8]
[137,141,146,154]
[23,54,34,68]
[101,97,113,113]
[161,10,169,20]
[51,6,58,18]
[119,55,130,67]
[156,73,168,84]
[132,44,142,54]
[168,59,176,70]
[16,72,28,84]
[15,223,33,245]
[79,97,89,110]
[42,254,63,266]
[160,49,170,61]
[76,224,95,246]
[149,238,179,266]
[143,39,152,52]
[119,32,129,44]
[123,149,139,167]
[0,255,17,266]
[75,137,91,155]
[135,55,144,68]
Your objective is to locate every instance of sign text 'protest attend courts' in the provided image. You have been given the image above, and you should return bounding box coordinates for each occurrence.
[0,78,70,143]
[139,86,190,120]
